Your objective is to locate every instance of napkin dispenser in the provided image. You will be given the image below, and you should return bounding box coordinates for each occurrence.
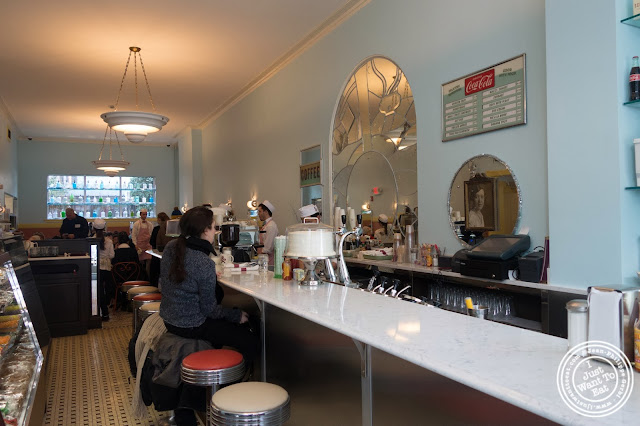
[587,286,640,361]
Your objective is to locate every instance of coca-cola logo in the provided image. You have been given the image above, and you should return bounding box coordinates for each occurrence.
[465,70,495,95]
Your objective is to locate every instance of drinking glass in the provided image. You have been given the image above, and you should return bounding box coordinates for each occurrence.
[258,254,269,274]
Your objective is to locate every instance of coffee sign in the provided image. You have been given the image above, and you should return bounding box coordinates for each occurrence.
[442,54,526,142]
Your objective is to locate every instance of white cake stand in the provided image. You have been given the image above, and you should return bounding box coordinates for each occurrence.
[285,254,337,286]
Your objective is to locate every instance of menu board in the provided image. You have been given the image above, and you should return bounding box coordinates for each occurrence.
[442,54,526,142]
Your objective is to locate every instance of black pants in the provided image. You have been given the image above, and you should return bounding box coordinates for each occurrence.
[164,318,259,366]
[99,269,114,318]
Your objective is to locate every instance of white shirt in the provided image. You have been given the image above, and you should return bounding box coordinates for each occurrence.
[131,219,153,244]
[468,210,484,228]
[99,238,115,271]
[260,217,278,266]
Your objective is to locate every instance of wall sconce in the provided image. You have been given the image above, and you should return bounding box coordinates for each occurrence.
[181,203,188,213]
[246,199,258,209]
[361,203,371,213]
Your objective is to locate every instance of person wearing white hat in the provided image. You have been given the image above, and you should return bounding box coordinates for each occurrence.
[257,200,278,266]
[132,208,154,277]
[374,213,391,242]
[298,204,320,220]
[93,218,114,321]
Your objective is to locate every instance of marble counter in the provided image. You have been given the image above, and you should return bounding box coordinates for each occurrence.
[218,271,638,425]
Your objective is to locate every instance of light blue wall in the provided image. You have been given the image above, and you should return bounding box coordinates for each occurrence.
[0,107,18,205]
[17,140,177,224]
[197,0,549,263]
[546,0,640,287]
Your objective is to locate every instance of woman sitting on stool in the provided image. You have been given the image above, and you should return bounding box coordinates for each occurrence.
[159,206,258,366]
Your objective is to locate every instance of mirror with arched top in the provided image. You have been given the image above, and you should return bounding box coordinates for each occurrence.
[332,56,417,239]
[448,154,522,247]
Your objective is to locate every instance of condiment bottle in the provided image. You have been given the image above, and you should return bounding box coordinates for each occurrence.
[282,258,293,280]
[432,245,439,267]
[392,233,402,262]
[566,299,588,356]
[425,244,432,267]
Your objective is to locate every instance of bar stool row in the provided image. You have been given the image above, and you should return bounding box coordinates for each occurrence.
[124,282,290,425]
[182,349,290,426]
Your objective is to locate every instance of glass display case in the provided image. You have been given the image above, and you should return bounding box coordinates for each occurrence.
[0,252,44,425]
[46,175,156,220]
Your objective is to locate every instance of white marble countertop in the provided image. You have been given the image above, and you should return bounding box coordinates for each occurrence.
[345,257,588,295]
[217,271,638,425]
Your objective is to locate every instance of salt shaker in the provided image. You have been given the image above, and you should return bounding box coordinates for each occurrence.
[566,299,588,356]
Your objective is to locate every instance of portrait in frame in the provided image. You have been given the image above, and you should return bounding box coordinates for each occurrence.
[464,178,496,231]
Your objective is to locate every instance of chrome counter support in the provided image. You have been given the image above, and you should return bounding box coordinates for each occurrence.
[352,338,372,426]
[252,297,267,382]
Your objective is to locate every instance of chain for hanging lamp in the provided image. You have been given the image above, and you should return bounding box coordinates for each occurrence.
[101,46,169,143]
[92,125,130,176]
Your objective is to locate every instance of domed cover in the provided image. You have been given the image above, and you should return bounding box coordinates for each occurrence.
[284,219,336,258]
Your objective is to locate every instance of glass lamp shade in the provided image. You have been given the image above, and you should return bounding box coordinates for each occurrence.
[101,111,169,143]
[92,159,130,177]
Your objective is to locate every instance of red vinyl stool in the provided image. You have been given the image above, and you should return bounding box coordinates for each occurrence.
[132,292,162,334]
[126,286,159,332]
[181,349,245,425]
[114,281,150,313]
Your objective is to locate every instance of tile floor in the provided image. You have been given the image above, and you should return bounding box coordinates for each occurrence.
[41,310,193,426]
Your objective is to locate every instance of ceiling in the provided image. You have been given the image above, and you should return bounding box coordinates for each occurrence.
[0,0,365,145]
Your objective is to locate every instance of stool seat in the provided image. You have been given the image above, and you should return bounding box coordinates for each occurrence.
[140,301,161,312]
[183,349,243,371]
[133,292,162,302]
[127,286,159,300]
[123,280,150,286]
[211,382,290,425]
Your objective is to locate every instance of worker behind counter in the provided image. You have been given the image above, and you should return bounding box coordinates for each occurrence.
[59,208,89,239]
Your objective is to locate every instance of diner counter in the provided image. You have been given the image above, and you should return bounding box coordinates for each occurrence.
[217,271,638,425]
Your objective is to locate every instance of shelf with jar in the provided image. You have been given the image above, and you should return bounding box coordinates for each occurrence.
[0,253,44,425]
[45,175,156,220]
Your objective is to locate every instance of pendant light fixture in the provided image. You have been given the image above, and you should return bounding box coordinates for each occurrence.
[92,126,130,176]
[101,46,169,143]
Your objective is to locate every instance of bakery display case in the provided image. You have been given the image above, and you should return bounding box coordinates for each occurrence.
[0,252,44,425]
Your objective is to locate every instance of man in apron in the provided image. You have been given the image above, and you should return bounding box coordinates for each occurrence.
[257,200,278,266]
[132,208,153,279]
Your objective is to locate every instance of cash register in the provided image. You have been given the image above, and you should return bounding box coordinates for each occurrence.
[455,234,531,280]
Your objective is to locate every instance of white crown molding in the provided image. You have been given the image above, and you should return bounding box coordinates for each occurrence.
[195,0,370,132]
[20,136,176,147]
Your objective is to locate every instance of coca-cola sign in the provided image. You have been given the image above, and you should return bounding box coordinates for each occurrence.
[465,70,495,95]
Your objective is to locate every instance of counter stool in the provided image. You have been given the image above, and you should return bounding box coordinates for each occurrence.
[133,293,162,334]
[181,349,245,425]
[117,280,151,312]
[126,286,159,330]
[210,382,290,426]
[138,301,161,329]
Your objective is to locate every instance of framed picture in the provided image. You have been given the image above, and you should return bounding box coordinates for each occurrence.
[464,178,496,231]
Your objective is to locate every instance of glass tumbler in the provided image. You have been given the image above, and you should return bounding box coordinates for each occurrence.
[257,254,269,274]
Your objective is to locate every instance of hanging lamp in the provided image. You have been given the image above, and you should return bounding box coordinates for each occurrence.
[101,46,169,143]
[92,126,130,176]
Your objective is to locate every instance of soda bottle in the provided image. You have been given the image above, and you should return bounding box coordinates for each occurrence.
[630,56,640,101]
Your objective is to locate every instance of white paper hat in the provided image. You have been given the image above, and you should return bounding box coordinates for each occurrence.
[298,204,319,218]
[93,218,106,230]
[262,200,275,214]
[378,214,388,223]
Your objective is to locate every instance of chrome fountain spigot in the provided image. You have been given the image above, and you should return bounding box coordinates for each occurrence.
[395,285,412,298]
[337,231,357,287]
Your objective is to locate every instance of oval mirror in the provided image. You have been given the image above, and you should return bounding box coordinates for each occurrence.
[448,154,521,247]
[332,56,417,240]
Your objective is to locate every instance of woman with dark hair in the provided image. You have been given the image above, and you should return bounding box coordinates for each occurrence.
[112,231,140,265]
[468,185,485,228]
[159,206,257,365]
[149,212,170,286]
